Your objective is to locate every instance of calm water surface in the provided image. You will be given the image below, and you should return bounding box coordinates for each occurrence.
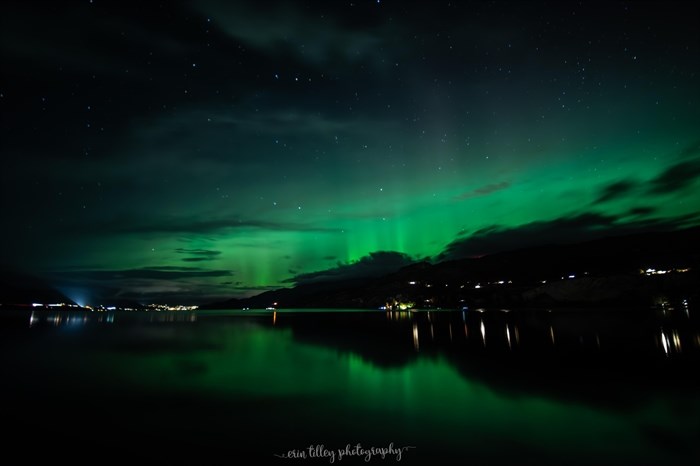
[1,306,699,465]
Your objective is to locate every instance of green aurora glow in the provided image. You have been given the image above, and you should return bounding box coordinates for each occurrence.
[1,1,698,303]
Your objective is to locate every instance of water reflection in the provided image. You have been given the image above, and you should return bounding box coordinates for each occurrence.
[658,328,683,355]
[265,304,700,362]
[1,302,699,466]
[28,310,115,326]
[386,310,413,321]
[374,304,700,359]
[25,309,197,327]
[146,311,197,323]
[263,303,700,413]
[21,302,700,360]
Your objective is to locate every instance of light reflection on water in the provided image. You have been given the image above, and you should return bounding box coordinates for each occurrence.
[23,305,700,358]
[27,309,197,326]
[2,304,699,465]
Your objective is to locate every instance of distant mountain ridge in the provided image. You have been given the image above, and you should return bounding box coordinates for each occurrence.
[2,227,698,310]
[0,271,76,308]
[205,226,700,309]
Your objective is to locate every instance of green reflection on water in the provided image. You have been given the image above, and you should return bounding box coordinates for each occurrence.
[76,321,696,464]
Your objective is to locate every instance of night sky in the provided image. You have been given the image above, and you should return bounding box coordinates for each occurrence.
[2,1,699,305]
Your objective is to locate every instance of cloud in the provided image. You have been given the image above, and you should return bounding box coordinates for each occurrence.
[175,248,222,262]
[438,212,700,260]
[215,110,391,136]
[60,266,232,281]
[285,251,415,285]
[594,140,700,202]
[649,158,700,194]
[678,139,700,158]
[74,214,343,236]
[125,109,397,158]
[627,206,656,217]
[195,1,388,68]
[175,248,221,257]
[453,181,510,201]
[49,266,238,304]
[594,180,636,204]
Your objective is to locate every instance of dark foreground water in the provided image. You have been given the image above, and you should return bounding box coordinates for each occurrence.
[1,305,699,465]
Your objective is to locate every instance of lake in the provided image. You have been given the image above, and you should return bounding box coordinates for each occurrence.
[1,305,698,465]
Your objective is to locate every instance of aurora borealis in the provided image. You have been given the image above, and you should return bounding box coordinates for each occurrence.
[1,1,699,304]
